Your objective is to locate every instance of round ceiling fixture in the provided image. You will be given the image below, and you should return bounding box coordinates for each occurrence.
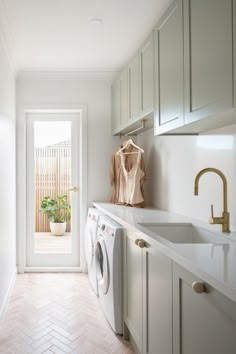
[88,18,103,25]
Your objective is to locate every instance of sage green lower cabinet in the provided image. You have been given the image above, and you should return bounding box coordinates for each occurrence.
[142,239,172,354]
[124,230,143,351]
[173,263,236,354]
[124,230,172,354]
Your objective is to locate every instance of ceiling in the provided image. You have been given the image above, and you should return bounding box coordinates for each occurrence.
[0,0,172,73]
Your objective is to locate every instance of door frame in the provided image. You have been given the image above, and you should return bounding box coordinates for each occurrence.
[17,103,88,273]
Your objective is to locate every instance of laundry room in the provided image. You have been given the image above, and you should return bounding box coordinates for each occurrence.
[1,0,236,353]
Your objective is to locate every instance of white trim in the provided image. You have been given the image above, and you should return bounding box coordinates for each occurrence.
[24,267,82,273]
[0,267,17,321]
[16,103,88,273]
[26,112,80,267]
[17,71,117,81]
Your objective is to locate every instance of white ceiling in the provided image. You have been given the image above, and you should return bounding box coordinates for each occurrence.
[1,0,172,73]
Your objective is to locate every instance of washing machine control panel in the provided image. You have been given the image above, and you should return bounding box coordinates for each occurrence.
[106,226,115,237]
[99,223,115,237]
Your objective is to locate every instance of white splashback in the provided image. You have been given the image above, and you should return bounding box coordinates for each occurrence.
[137,127,236,231]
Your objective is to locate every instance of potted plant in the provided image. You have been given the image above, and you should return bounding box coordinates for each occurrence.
[40,194,71,236]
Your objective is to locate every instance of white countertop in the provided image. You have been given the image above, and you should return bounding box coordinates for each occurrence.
[93,202,236,303]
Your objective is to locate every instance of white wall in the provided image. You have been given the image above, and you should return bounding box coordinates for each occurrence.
[0,33,16,315]
[137,126,236,231]
[16,75,119,269]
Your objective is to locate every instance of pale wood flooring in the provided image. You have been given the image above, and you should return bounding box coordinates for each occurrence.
[0,273,134,354]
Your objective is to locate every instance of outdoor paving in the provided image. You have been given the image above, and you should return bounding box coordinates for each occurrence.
[35,233,72,254]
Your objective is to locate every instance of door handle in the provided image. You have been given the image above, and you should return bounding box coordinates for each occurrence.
[68,186,79,192]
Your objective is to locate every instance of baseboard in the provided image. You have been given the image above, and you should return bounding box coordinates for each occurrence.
[17,266,25,274]
[24,266,82,273]
[0,267,17,321]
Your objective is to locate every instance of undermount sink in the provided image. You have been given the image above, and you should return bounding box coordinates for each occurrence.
[138,223,228,244]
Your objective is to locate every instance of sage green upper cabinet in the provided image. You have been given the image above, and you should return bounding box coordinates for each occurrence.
[120,68,128,129]
[112,32,154,135]
[154,0,184,135]
[140,33,154,118]
[112,0,236,136]
[128,52,140,123]
[173,263,236,354]
[184,0,233,125]
[111,68,128,135]
[128,33,154,125]
[111,78,120,134]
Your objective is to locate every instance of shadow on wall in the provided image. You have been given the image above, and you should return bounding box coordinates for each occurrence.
[144,142,169,209]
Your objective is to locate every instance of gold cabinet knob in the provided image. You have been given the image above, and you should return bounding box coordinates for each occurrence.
[192,281,206,294]
[134,239,140,245]
[138,240,146,248]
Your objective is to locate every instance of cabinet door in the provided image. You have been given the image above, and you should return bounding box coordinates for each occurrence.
[128,52,140,122]
[173,263,236,354]
[140,33,154,117]
[111,69,128,134]
[154,0,184,135]
[124,230,143,351]
[120,68,128,129]
[184,0,233,124]
[143,240,172,354]
[111,79,120,134]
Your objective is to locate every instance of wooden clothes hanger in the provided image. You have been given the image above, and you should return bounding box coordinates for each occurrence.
[116,138,144,155]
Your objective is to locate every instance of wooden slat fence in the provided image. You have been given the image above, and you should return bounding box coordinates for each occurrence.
[34,142,71,232]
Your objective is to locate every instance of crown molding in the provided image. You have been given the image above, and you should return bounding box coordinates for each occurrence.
[17,70,118,81]
[0,0,17,75]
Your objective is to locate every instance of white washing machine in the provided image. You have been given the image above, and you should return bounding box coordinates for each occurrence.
[85,207,104,295]
[95,214,123,334]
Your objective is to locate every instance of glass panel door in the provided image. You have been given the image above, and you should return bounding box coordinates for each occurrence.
[26,113,80,267]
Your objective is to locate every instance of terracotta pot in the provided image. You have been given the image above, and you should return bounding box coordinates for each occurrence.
[50,222,66,236]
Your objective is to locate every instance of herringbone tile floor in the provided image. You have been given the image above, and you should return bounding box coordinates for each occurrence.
[0,273,135,354]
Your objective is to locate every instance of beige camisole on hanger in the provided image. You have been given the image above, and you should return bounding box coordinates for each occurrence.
[118,150,145,205]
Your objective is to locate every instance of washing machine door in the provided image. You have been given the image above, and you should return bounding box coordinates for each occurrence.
[95,235,109,294]
[85,223,94,269]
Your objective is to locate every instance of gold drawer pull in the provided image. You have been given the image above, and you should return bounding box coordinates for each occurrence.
[192,281,206,294]
[134,239,140,245]
[138,240,146,248]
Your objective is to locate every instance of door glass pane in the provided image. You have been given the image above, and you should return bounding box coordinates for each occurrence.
[33,121,72,254]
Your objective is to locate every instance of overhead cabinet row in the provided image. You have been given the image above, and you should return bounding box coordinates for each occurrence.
[111,33,154,135]
[112,0,236,136]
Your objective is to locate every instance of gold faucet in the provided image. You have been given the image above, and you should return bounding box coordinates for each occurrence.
[194,168,230,233]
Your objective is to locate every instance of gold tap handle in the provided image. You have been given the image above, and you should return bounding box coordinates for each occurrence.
[209,204,215,224]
